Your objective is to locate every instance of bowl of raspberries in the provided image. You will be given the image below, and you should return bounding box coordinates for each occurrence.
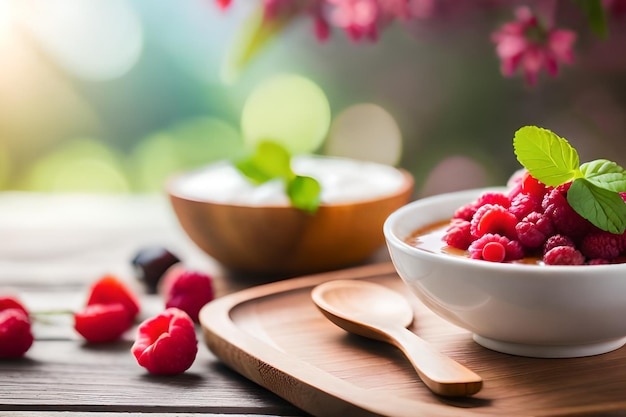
[384,126,626,358]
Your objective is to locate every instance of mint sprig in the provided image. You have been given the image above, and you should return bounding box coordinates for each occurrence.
[513,126,626,234]
[235,141,321,213]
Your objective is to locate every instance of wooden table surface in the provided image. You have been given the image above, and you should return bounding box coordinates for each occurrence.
[0,192,315,417]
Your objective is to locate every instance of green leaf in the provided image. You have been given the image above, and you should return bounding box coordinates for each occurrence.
[287,175,322,213]
[567,178,626,234]
[235,141,293,184]
[573,0,609,39]
[580,159,626,192]
[234,140,322,212]
[513,126,581,186]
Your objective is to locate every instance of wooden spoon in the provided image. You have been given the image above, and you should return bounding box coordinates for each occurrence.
[311,279,483,397]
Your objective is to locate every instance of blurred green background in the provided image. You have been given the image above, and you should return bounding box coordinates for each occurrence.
[1,0,625,197]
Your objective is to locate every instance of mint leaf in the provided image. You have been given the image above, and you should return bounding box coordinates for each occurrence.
[235,140,322,212]
[287,175,321,213]
[513,126,581,186]
[235,141,292,184]
[567,179,626,234]
[580,159,626,192]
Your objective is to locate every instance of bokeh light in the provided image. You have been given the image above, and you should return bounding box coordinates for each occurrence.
[20,138,130,192]
[19,0,143,81]
[419,156,489,197]
[130,117,244,192]
[241,74,331,154]
[325,103,402,166]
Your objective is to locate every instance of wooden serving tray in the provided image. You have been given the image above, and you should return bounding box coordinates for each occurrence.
[200,262,626,417]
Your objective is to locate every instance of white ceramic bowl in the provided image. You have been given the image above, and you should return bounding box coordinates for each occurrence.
[384,188,626,358]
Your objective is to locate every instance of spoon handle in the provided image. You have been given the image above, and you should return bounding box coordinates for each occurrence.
[387,326,483,397]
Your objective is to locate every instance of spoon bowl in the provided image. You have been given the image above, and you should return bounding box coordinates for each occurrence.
[311,279,483,397]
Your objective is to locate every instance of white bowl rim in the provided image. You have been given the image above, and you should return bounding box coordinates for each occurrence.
[383,187,626,275]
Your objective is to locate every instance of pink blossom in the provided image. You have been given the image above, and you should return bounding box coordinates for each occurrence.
[491,6,576,86]
[214,0,232,10]
[327,0,380,41]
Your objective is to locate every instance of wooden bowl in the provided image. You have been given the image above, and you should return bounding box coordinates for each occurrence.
[167,160,413,276]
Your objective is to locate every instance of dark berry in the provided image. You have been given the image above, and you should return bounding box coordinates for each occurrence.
[132,247,181,293]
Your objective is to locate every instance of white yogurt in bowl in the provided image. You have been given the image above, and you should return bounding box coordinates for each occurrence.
[172,155,408,206]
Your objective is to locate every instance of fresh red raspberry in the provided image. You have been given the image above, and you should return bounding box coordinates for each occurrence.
[74,276,141,343]
[521,172,548,200]
[509,192,541,220]
[160,267,214,322]
[131,307,198,375]
[476,192,511,209]
[515,211,555,249]
[543,246,585,265]
[580,231,623,261]
[0,297,33,359]
[542,187,592,239]
[470,204,518,240]
[469,233,524,262]
[0,296,29,318]
[74,303,133,343]
[619,192,626,203]
[453,202,478,221]
[443,219,472,250]
[543,234,576,254]
[85,275,140,321]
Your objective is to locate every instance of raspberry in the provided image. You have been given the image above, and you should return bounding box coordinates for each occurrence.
[509,192,541,220]
[476,192,510,208]
[160,267,214,322]
[453,202,477,221]
[469,233,524,262]
[0,296,29,318]
[620,192,626,203]
[443,219,472,250]
[74,276,140,343]
[131,307,198,375]
[0,297,33,359]
[588,258,610,265]
[543,246,585,265]
[470,204,518,240]
[580,231,623,261]
[543,234,576,254]
[521,172,548,200]
[515,211,555,248]
[74,303,133,343]
[542,187,592,239]
[85,275,140,321]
